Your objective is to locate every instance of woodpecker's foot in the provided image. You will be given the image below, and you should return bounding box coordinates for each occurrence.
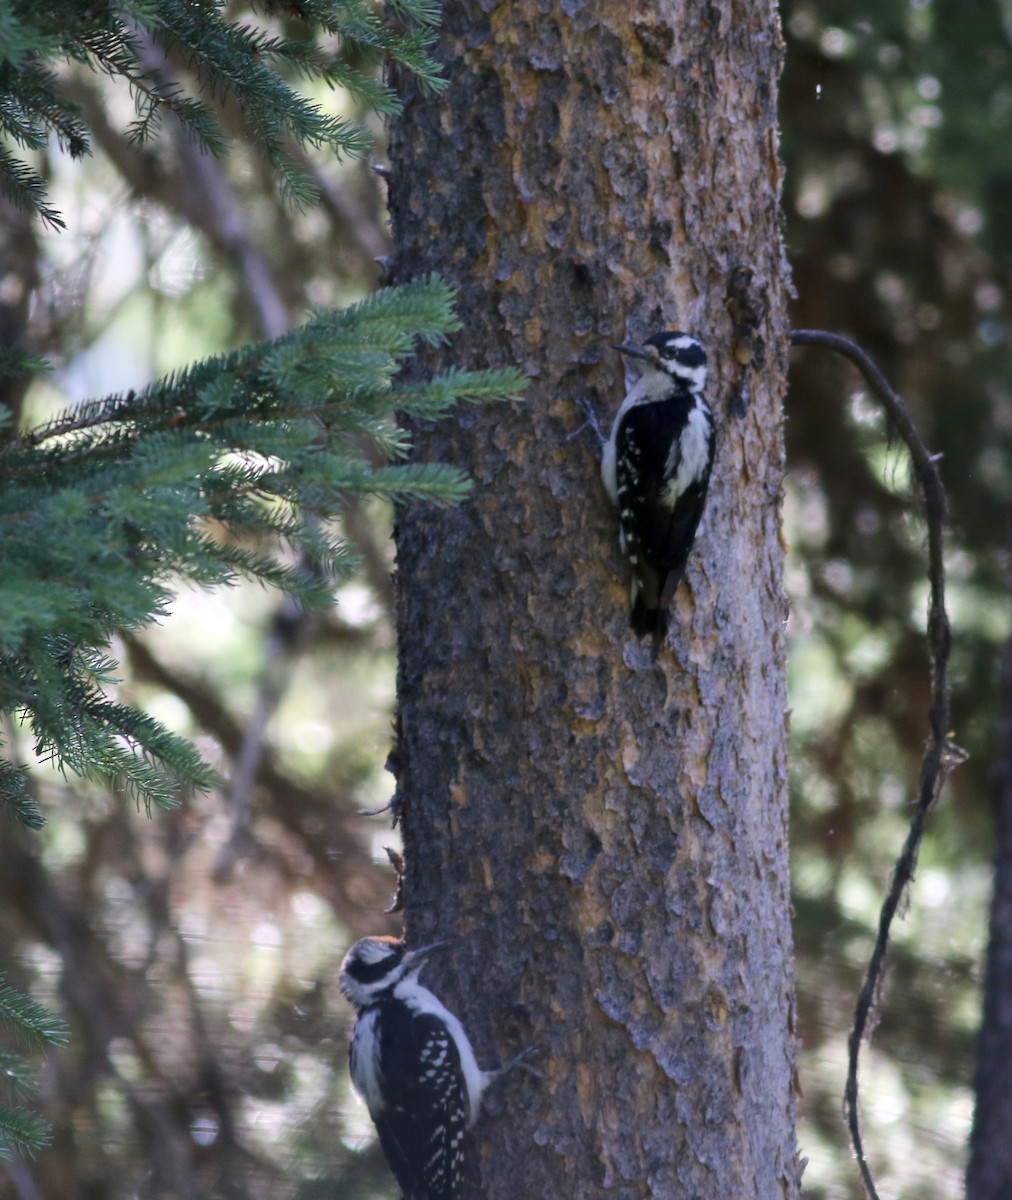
[496,1045,546,1082]
[568,396,607,449]
[356,798,395,816]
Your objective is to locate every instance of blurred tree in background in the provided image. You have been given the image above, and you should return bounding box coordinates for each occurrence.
[1,1,1010,1198]
[783,1,1012,1197]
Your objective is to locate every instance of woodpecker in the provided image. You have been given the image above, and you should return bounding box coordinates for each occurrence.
[340,936,525,1200]
[601,331,715,642]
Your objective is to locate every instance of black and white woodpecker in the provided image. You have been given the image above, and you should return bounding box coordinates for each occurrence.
[601,331,715,642]
[340,936,524,1200]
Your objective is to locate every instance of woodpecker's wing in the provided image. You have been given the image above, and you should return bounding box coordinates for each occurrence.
[615,402,671,570]
[375,1008,468,1200]
[657,472,712,602]
[615,396,712,577]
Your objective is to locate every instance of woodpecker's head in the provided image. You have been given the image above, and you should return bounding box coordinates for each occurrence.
[614,331,708,394]
[339,936,444,1008]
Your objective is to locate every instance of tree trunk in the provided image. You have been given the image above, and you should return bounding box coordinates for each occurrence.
[967,632,1012,1200]
[388,4,800,1198]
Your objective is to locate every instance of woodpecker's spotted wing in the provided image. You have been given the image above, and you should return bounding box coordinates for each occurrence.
[372,1004,469,1200]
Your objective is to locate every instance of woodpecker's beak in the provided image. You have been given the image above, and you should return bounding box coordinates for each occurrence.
[613,342,655,363]
[402,940,447,969]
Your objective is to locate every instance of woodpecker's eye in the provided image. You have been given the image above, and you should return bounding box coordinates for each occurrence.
[642,331,707,371]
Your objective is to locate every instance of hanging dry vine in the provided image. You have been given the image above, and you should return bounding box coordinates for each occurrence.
[789,329,965,1200]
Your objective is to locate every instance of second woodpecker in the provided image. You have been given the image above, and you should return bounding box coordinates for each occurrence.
[340,936,529,1200]
[602,331,715,642]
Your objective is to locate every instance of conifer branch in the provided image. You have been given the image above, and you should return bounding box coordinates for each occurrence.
[0,977,68,1049]
[0,278,525,819]
[0,0,447,226]
[0,2,507,1171]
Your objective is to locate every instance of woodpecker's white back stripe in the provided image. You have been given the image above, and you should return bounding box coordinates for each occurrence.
[664,403,713,504]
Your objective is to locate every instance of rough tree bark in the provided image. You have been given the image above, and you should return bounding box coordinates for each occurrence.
[967,633,1012,1200]
[388,4,800,1198]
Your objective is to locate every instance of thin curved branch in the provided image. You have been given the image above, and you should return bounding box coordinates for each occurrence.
[788,329,964,1200]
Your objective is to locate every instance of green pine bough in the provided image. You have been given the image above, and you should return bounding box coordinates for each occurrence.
[0,278,525,825]
[0,3,529,1167]
[0,0,448,226]
[0,973,69,1160]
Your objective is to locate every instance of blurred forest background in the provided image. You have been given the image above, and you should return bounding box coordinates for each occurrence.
[1,1,1010,1198]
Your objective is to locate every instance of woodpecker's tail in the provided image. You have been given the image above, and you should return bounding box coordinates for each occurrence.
[630,594,669,644]
[629,572,669,644]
